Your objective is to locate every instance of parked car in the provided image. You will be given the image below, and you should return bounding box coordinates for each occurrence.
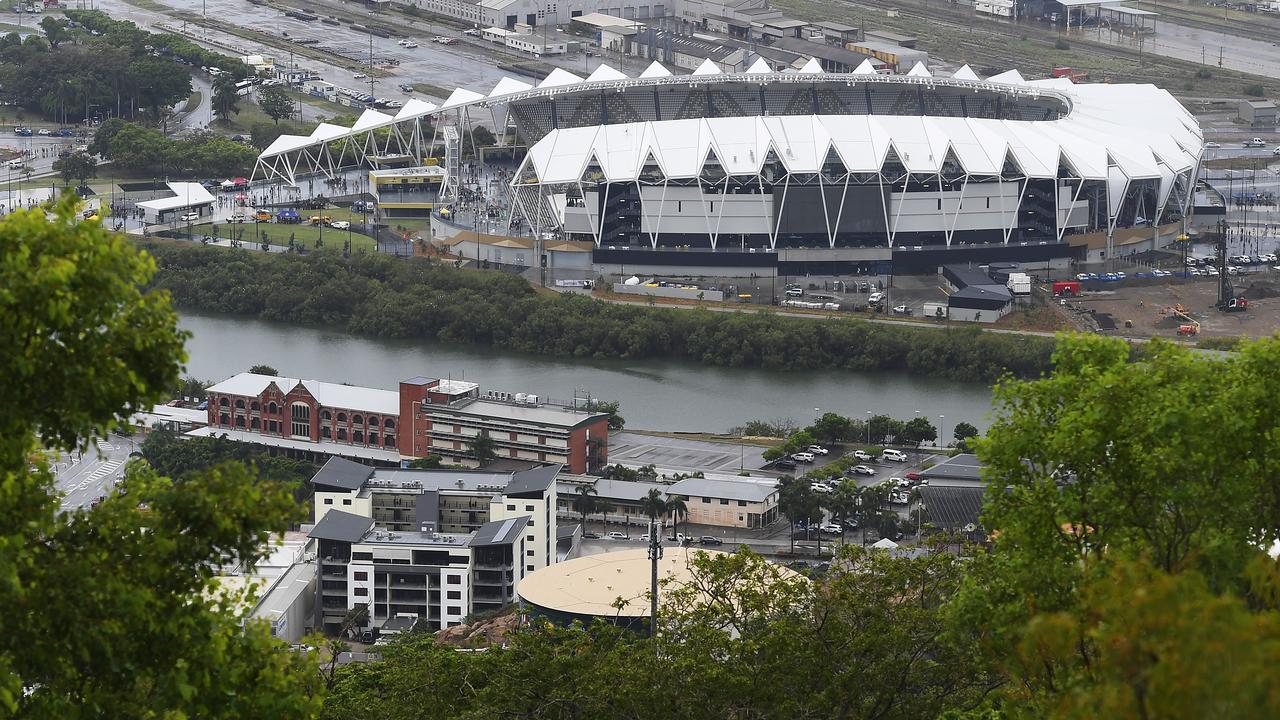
[810,482,832,494]
[607,531,628,540]
[36,128,50,136]
[791,451,815,463]
[638,534,649,542]
[582,532,601,539]
[773,459,797,471]
[807,445,829,455]
[904,471,922,482]
[785,286,804,297]
[330,220,351,230]
[867,291,885,306]
[881,449,907,462]
[819,522,843,534]
[1243,138,1266,147]
[229,213,247,223]
[852,465,875,476]
[891,304,912,316]
[179,212,199,222]
[699,536,723,545]
[852,450,872,461]
[1204,141,1221,149]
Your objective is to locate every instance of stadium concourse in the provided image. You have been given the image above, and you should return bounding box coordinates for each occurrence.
[253,56,1203,280]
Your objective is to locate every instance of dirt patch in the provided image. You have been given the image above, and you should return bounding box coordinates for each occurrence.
[1067,276,1277,339]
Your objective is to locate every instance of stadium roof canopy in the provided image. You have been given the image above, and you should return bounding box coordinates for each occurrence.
[254,59,1202,197]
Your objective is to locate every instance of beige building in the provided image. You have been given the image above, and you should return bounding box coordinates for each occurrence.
[666,476,779,529]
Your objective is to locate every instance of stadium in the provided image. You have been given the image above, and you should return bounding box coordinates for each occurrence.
[254,57,1202,279]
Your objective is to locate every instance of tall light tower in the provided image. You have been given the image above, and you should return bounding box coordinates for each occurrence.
[648,519,662,638]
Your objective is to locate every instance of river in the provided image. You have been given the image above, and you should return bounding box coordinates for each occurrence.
[177,312,997,434]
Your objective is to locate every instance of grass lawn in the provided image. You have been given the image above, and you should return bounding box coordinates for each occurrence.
[180,91,202,115]
[186,221,380,253]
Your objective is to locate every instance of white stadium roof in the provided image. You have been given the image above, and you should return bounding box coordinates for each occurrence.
[254,60,1203,198]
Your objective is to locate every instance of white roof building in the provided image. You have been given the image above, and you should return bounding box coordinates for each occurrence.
[137,182,215,213]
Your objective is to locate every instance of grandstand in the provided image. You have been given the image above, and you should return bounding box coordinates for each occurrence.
[253,56,1202,278]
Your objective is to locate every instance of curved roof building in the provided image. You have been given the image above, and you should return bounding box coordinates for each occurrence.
[255,58,1202,275]
[517,546,799,628]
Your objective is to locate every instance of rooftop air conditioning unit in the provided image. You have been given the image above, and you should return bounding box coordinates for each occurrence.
[527,395,539,404]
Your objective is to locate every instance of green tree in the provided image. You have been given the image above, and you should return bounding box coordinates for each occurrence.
[258,84,294,124]
[867,414,902,444]
[585,398,625,431]
[952,421,979,446]
[825,479,859,544]
[570,483,598,535]
[639,487,666,522]
[407,454,443,469]
[898,416,938,448]
[127,55,192,123]
[952,335,1280,716]
[39,16,69,49]
[665,494,688,539]
[469,430,496,466]
[808,411,854,445]
[212,75,241,124]
[0,195,321,716]
[52,150,96,187]
[250,120,288,150]
[249,363,279,376]
[777,475,821,553]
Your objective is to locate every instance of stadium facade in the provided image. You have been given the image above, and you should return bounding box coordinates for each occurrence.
[255,57,1202,278]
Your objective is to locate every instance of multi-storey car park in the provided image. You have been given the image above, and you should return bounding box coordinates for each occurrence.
[253,56,1202,279]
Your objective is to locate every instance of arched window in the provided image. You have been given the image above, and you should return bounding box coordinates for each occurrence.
[337,429,347,441]
[235,399,245,409]
[321,410,331,421]
[353,431,364,443]
[290,402,310,437]
[367,416,379,428]
[352,414,364,425]
[219,413,229,425]
[251,401,260,411]
[384,418,395,429]
[369,432,379,446]
[235,416,246,428]
[268,402,278,414]
[321,427,331,439]
[384,435,396,447]
[337,413,347,422]
[251,417,260,429]
[218,397,229,407]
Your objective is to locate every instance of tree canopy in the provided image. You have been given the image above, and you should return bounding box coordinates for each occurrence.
[0,195,321,716]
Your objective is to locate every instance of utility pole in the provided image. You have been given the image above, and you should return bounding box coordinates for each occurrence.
[648,518,662,638]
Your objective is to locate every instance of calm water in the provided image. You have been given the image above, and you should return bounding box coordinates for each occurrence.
[177,312,996,433]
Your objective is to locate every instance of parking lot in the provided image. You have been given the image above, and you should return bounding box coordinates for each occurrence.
[608,432,772,474]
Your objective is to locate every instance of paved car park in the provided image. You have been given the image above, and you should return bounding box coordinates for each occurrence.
[608,432,772,474]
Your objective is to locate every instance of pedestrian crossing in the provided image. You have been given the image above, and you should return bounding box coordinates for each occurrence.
[74,460,122,493]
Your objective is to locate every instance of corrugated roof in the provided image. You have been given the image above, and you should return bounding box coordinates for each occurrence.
[668,476,778,503]
[206,372,400,415]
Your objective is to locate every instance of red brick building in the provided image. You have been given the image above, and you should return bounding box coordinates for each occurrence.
[196,373,609,473]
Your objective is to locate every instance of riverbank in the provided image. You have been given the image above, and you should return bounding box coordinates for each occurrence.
[140,240,1055,384]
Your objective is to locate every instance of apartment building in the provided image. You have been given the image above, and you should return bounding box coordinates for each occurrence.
[194,372,609,473]
[312,457,560,574]
[310,509,526,634]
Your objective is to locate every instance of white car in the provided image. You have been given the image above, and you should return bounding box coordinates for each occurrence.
[810,482,832,494]
[881,449,907,462]
[180,212,199,222]
[867,291,885,305]
[229,214,247,223]
[852,465,875,476]
[819,522,843,534]
[791,451,816,463]
[1204,141,1221,149]
[37,128,51,136]
[330,220,350,230]
[353,72,368,79]
[638,534,650,542]
[607,531,628,540]
[807,445,829,455]
[852,450,872,461]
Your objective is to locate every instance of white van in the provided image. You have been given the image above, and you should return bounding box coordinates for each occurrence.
[7,158,23,169]
[881,449,908,462]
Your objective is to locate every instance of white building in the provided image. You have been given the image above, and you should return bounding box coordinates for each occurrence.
[137,182,215,225]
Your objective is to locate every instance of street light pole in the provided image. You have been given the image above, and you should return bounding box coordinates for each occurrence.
[938,415,946,450]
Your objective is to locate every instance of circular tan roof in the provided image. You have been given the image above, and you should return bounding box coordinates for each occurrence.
[517,547,730,619]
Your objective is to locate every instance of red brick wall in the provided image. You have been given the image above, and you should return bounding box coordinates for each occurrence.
[398,381,429,457]
[567,419,609,474]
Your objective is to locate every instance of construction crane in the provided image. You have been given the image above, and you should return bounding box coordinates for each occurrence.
[1160,303,1200,336]
[1214,219,1249,313]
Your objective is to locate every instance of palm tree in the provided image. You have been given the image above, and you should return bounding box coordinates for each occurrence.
[827,481,859,546]
[640,488,666,526]
[665,495,688,541]
[469,430,496,467]
[570,484,598,536]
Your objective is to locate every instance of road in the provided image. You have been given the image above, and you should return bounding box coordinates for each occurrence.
[52,434,137,512]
